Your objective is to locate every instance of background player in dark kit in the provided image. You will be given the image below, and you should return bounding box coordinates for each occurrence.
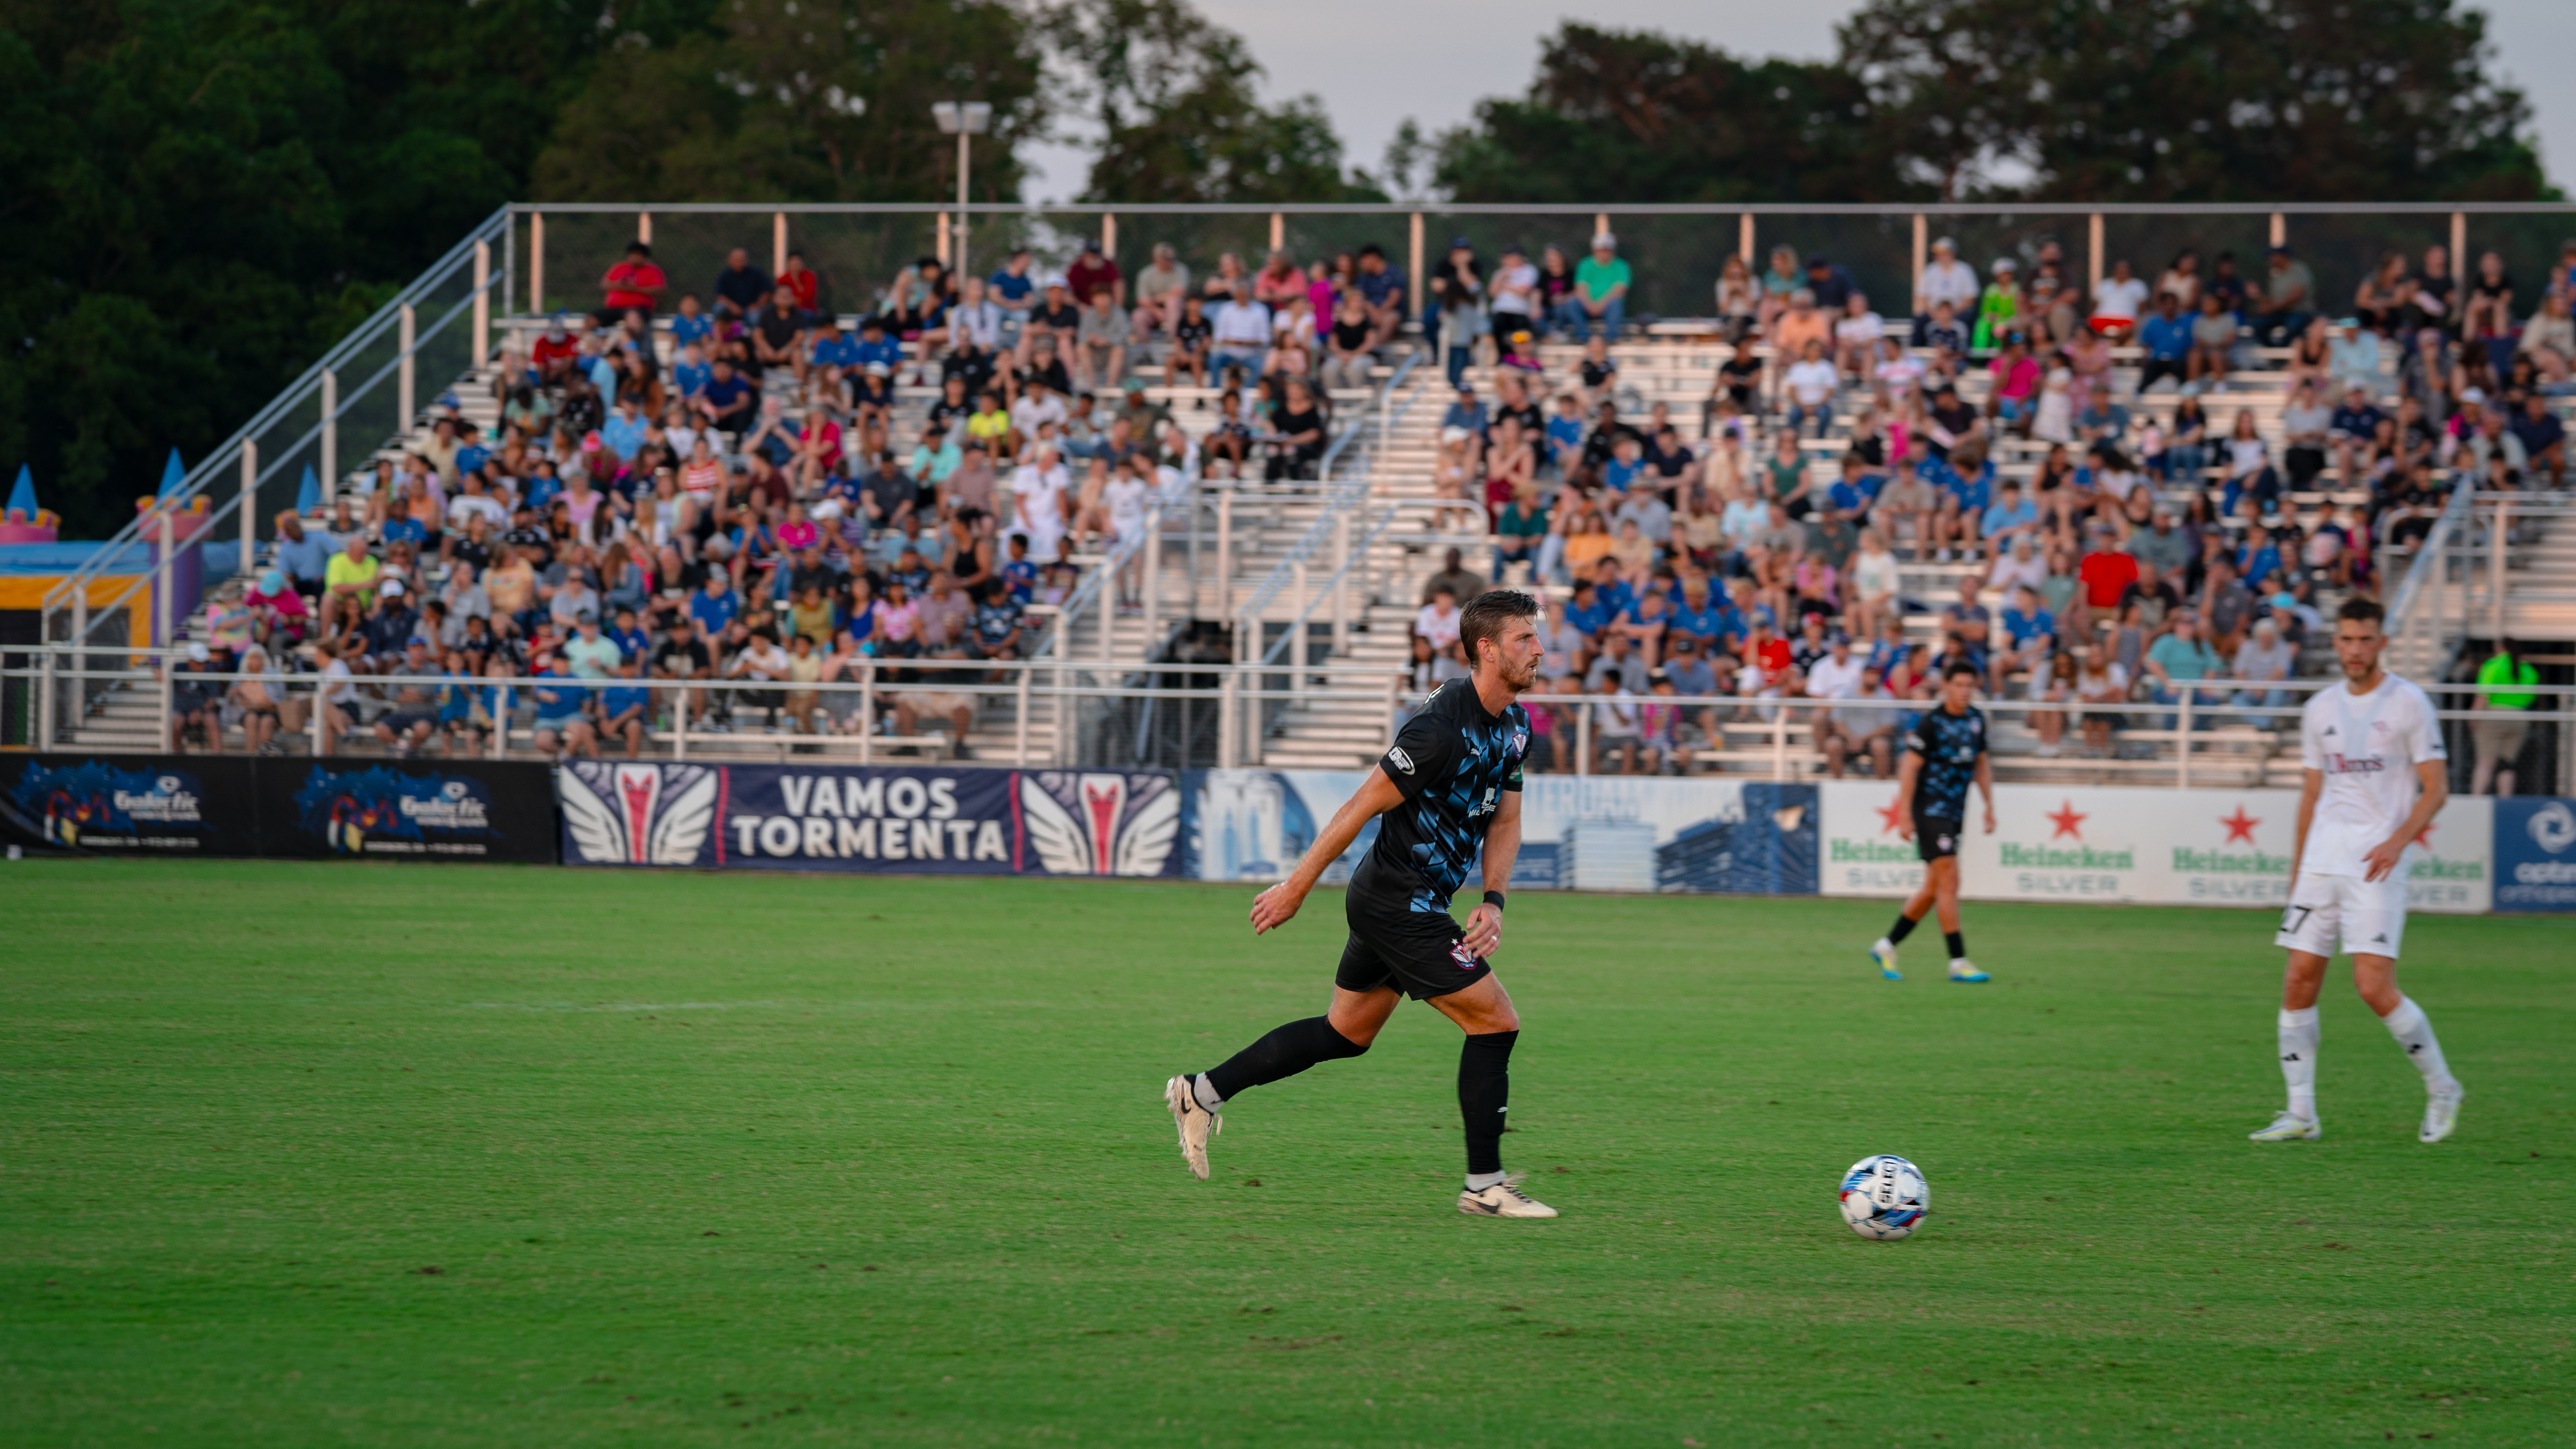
[1165,590,1558,1218]
[1871,662,1997,983]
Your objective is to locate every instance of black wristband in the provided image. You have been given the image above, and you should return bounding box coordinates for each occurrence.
[1483,890,1507,912]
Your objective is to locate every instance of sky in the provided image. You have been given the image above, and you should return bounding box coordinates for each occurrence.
[1019,0,2575,202]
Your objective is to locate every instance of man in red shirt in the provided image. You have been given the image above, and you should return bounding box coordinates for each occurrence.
[531,317,580,383]
[778,251,820,312]
[1066,237,1123,310]
[2075,522,2138,634]
[598,242,667,325]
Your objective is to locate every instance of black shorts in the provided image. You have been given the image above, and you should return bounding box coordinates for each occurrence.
[1916,813,1964,863]
[1334,896,1491,1001]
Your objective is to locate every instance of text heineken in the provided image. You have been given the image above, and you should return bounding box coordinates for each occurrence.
[1830,837,1918,864]
[2170,847,2291,875]
[1999,840,2136,870]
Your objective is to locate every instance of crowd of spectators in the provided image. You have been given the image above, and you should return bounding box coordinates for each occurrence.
[1406,232,2576,778]
[168,224,1490,759]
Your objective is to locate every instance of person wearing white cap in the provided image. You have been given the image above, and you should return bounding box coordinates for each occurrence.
[1915,235,1978,335]
[1566,232,1630,341]
[170,642,225,753]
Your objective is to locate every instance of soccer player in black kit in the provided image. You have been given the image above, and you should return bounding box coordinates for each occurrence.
[1165,590,1557,1218]
[1870,662,1998,983]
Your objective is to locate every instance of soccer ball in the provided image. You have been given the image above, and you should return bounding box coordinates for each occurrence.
[1839,1154,1929,1240]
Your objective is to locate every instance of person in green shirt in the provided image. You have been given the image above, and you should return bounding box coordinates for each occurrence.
[1493,487,1550,582]
[2471,640,2539,795]
[1972,257,2022,353]
[1563,233,1631,341]
[322,533,381,637]
[2144,608,2222,731]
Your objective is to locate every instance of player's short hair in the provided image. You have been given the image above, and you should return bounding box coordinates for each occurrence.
[2338,597,2385,628]
[1459,590,1540,664]
[1942,660,1981,681]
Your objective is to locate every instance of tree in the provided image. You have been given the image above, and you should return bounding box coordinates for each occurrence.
[1843,0,2547,202]
[534,0,1047,204]
[1434,24,1904,204]
[1042,0,1367,204]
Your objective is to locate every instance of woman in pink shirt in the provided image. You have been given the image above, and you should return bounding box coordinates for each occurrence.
[793,408,843,490]
[1987,336,2039,432]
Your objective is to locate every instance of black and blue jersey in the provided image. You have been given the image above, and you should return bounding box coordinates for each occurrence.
[1905,703,1987,821]
[1352,681,1529,916]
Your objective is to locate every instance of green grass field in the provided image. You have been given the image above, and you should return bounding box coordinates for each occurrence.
[2,861,2570,1447]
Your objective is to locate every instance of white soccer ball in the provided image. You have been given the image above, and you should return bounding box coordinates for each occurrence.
[1839,1154,1930,1240]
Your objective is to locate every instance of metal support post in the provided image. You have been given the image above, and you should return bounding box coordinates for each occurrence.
[2177,690,2194,788]
[159,649,173,753]
[2268,212,2285,248]
[1577,703,1592,776]
[1214,490,1233,613]
[1771,706,1787,782]
[1382,670,1400,747]
[1270,212,1284,252]
[937,212,950,267]
[2087,213,2104,297]
[398,304,416,427]
[1739,214,1755,267]
[319,370,337,495]
[1331,512,1349,656]
[1291,559,1307,709]
[154,510,174,647]
[472,241,491,365]
[2450,212,2468,293]
[529,212,545,313]
[1014,665,1031,766]
[1408,213,1424,323]
[237,440,258,575]
[1218,670,1237,769]
[638,211,652,244]
[773,212,788,278]
[1102,212,1117,260]
[1910,214,1927,311]
[38,646,56,750]
[2491,498,2508,645]
[857,662,874,765]
[1142,515,1162,645]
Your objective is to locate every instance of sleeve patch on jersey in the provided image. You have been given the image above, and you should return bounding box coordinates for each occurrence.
[1387,746,1415,775]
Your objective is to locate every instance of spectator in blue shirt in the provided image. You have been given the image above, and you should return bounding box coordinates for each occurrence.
[273,513,332,598]
[1979,480,2039,555]
[608,605,652,664]
[1587,556,1635,618]
[989,250,1037,347]
[855,318,905,371]
[670,294,715,349]
[2136,291,2192,393]
[602,398,650,462]
[1440,385,1488,437]
[1355,244,1408,348]
[1802,254,1858,310]
[1562,581,1610,642]
[598,656,652,757]
[1990,583,2056,695]
[2512,391,2567,487]
[810,319,863,375]
[1942,447,1994,519]
[1826,454,1881,520]
[689,571,740,637]
[712,249,771,320]
[696,358,756,439]
[672,341,711,402]
[1668,576,1729,654]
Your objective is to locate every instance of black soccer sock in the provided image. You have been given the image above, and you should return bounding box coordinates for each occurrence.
[1945,930,1968,960]
[1886,912,1920,944]
[1458,1030,1518,1177]
[1202,1016,1368,1103]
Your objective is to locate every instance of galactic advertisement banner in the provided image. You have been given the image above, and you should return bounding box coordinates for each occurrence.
[0,754,261,856]
[1184,769,1817,894]
[2492,797,2576,912]
[255,760,560,863]
[1817,782,2493,913]
[557,761,1182,877]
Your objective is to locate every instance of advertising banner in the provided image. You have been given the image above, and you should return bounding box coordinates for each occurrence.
[2493,797,2576,913]
[256,760,560,863]
[1182,769,1817,894]
[0,753,261,856]
[557,761,1181,877]
[1819,782,2491,913]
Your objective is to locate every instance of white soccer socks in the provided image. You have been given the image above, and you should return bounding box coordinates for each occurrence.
[2380,996,2459,1094]
[2276,1006,2320,1121]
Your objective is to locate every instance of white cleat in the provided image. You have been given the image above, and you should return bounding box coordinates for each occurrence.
[1457,1173,1558,1219]
[2248,1111,2322,1142]
[2419,1082,2464,1144]
[1947,958,1990,983]
[1871,938,1901,980]
[1164,1075,1221,1180]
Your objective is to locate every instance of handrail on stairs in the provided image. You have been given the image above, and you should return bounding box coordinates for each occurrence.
[41,207,514,622]
[1233,350,1421,629]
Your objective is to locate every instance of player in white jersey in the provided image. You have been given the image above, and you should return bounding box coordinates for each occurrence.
[2251,598,2465,1145]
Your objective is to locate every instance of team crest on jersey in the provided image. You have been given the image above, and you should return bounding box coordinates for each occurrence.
[1388,746,1415,774]
[1449,939,1479,970]
[1509,728,1529,756]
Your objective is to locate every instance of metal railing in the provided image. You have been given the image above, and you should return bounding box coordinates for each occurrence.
[24,647,2565,795]
[38,208,516,693]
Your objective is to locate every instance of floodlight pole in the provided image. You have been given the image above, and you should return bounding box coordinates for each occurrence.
[935,101,992,289]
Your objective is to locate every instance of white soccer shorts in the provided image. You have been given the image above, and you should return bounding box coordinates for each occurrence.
[2274,870,2408,960]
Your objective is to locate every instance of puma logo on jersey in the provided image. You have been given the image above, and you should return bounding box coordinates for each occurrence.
[1388,746,1415,775]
